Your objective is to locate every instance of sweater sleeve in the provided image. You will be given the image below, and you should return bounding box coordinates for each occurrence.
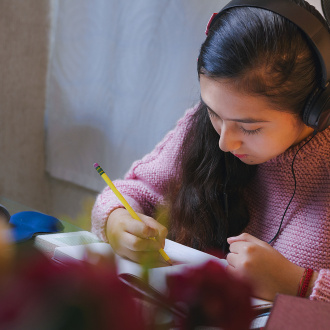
[310,269,330,302]
[91,107,196,242]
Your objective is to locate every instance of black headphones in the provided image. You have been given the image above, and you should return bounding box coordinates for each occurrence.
[207,0,330,131]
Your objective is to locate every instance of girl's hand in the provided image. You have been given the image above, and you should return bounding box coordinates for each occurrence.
[106,208,168,264]
[226,233,307,301]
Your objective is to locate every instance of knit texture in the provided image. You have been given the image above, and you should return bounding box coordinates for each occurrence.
[91,106,330,302]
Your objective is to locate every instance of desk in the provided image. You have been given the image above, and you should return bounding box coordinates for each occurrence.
[0,197,279,329]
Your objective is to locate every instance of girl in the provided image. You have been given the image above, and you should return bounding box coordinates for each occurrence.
[91,0,329,302]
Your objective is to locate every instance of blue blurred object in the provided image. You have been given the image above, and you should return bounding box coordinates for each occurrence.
[9,211,64,242]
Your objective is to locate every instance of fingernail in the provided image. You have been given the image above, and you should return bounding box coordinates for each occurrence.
[147,227,156,238]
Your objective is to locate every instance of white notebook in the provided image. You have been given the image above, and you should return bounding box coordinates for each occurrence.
[46,233,272,310]
[53,239,226,293]
[34,231,102,258]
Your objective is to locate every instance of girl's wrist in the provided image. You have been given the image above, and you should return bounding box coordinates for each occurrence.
[280,265,318,299]
[285,265,306,297]
[269,263,305,299]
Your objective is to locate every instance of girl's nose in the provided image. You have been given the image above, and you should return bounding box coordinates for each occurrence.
[218,126,242,152]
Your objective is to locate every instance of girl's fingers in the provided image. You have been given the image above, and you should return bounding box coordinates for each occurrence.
[225,264,236,276]
[226,252,238,268]
[228,240,247,254]
[228,233,253,244]
[228,233,267,246]
[118,248,160,264]
[123,213,168,248]
[107,208,168,262]
[122,231,162,252]
[137,213,169,239]
[124,218,157,239]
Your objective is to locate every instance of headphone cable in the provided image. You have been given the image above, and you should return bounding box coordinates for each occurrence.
[268,130,317,244]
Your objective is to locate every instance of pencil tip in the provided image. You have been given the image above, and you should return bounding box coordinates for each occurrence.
[167,260,173,266]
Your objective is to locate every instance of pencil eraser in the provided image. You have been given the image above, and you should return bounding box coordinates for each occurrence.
[93,163,99,168]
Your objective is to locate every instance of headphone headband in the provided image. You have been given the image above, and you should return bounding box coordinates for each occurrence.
[206,0,330,131]
[210,0,330,87]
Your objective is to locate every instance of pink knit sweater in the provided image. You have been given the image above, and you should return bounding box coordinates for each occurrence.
[91,107,330,302]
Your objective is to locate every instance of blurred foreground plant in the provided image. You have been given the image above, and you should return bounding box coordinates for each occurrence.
[0,234,145,330]
[0,220,253,330]
[166,260,254,330]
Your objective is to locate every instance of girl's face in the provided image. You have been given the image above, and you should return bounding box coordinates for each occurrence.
[200,75,314,165]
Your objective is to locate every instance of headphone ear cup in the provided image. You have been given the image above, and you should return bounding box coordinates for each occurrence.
[321,0,330,27]
[302,84,330,131]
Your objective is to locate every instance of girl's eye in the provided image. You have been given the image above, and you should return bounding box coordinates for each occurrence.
[240,127,262,135]
[207,108,217,118]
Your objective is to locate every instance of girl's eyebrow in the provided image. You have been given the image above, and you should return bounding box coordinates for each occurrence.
[200,98,270,124]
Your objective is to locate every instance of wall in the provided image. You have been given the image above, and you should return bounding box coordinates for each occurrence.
[0,0,96,229]
[0,0,51,211]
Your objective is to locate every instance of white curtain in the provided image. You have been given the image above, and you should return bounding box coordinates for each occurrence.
[45,0,325,192]
[45,0,224,192]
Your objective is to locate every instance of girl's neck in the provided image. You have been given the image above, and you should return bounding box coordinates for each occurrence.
[292,125,315,146]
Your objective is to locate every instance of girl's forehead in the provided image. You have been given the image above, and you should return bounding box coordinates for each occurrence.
[199,75,294,121]
[200,76,266,109]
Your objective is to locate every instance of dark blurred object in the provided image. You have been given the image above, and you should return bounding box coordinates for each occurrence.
[265,294,330,330]
[0,204,10,222]
[119,273,186,319]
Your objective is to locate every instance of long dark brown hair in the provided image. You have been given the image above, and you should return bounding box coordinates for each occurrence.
[165,0,328,252]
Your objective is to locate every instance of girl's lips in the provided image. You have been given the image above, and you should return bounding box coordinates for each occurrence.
[233,154,248,159]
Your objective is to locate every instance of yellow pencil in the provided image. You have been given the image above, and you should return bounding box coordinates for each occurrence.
[94,163,172,265]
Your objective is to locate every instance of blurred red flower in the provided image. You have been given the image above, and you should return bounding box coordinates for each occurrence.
[166,260,254,330]
[0,248,145,330]
[0,243,253,329]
